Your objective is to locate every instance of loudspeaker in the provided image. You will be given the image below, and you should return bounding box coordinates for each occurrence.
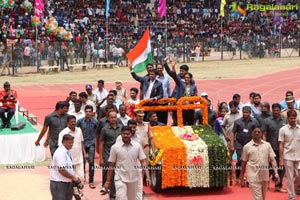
[11,122,26,130]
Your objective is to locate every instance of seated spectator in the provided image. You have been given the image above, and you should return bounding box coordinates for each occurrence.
[0,81,18,128]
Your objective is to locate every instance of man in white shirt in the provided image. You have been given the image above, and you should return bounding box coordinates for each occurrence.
[104,126,151,200]
[67,99,85,121]
[50,134,81,200]
[93,79,108,106]
[78,92,96,116]
[127,87,140,105]
[117,104,131,126]
[58,115,86,181]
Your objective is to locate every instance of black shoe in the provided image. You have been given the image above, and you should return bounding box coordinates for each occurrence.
[6,122,11,128]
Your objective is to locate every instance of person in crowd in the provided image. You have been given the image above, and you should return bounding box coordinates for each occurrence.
[240,127,280,200]
[251,93,262,118]
[114,80,127,102]
[101,90,123,109]
[127,87,140,105]
[129,63,163,102]
[255,102,272,131]
[68,99,85,121]
[78,92,96,116]
[155,63,171,124]
[99,111,122,198]
[279,110,300,199]
[85,84,98,106]
[194,99,217,127]
[93,79,108,107]
[117,104,131,126]
[50,134,81,200]
[214,103,228,145]
[147,111,165,126]
[163,57,192,125]
[243,92,256,107]
[77,105,99,189]
[66,91,77,112]
[231,106,260,182]
[0,81,18,128]
[281,96,300,124]
[97,94,119,120]
[279,91,298,110]
[104,126,151,200]
[35,101,69,156]
[263,103,287,193]
[232,93,243,111]
[58,115,86,198]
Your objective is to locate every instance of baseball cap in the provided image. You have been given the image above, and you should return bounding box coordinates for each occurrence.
[85,84,92,90]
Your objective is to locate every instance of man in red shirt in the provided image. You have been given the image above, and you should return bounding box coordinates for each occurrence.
[0,81,18,128]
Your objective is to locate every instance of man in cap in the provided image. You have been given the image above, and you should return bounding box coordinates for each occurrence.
[85,84,97,105]
[281,96,300,124]
[0,81,18,128]
[231,106,260,182]
[134,109,156,160]
[280,91,298,110]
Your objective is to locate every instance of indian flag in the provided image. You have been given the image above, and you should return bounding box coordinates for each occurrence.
[126,27,153,73]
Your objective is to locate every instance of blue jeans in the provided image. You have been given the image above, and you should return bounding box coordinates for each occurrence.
[84,145,95,183]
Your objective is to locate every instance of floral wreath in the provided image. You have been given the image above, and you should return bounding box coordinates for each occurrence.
[135,96,208,127]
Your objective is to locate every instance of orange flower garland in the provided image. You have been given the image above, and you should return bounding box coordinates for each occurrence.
[135,97,208,127]
[152,126,188,188]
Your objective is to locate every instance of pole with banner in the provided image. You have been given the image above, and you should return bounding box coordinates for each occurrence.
[158,0,167,56]
[220,0,226,60]
[105,0,110,62]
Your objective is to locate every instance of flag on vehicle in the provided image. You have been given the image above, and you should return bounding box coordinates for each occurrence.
[126,27,152,73]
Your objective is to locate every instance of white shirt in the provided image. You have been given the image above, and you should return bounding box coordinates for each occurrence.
[58,127,84,165]
[68,110,85,122]
[127,98,140,105]
[144,80,155,99]
[117,113,131,126]
[50,145,75,182]
[93,88,108,103]
[81,100,96,113]
[109,140,146,183]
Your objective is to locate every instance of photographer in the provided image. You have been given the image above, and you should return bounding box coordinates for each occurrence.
[50,134,81,200]
[0,81,18,128]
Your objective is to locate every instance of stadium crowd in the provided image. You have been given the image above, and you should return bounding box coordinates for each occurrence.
[0,0,299,71]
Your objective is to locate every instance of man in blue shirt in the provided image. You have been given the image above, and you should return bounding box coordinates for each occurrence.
[77,105,98,189]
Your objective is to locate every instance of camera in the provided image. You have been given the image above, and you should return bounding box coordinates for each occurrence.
[73,181,84,189]
[10,94,14,99]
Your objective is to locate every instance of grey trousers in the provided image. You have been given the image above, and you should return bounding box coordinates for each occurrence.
[50,180,73,200]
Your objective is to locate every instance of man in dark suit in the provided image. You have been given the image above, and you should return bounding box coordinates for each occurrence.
[130,67,163,101]
[129,64,163,121]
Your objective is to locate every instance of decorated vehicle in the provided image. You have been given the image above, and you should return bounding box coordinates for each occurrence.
[134,96,231,192]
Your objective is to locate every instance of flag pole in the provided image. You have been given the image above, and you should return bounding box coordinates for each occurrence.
[106,17,108,61]
[221,17,223,60]
[165,15,167,57]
